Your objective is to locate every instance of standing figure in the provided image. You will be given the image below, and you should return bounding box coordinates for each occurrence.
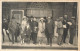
[45,17,54,46]
[9,17,17,44]
[2,19,11,43]
[29,17,33,41]
[20,16,27,44]
[31,17,38,44]
[37,18,45,44]
[15,23,20,42]
[25,18,31,43]
[62,15,69,43]
[69,17,76,44]
[57,17,63,45]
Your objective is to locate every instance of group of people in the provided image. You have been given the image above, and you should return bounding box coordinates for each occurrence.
[2,15,76,46]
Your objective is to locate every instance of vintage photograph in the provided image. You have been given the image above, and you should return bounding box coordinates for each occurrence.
[2,2,78,50]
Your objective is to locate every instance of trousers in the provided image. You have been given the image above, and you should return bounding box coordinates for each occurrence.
[62,28,68,43]
[32,32,37,44]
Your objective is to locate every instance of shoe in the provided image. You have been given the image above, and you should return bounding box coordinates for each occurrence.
[12,42,14,44]
[50,44,52,47]
[9,40,12,42]
[33,42,37,45]
[46,43,49,45]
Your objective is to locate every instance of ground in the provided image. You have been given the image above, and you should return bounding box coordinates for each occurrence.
[2,34,78,50]
[2,42,78,50]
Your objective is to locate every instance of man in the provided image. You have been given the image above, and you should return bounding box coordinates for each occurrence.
[45,17,54,46]
[69,17,76,44]
[2,19,11,43]
[29,17,33,41]
[31,17,38,44]
[57,17,63,45]
[62,15,69,43]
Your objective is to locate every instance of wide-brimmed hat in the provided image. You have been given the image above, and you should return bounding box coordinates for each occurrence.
[64,15,67,16]
[47,17,51,19]
[40,18,44,20]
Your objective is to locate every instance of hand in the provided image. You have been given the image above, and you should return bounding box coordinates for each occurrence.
[6,30,9,33]
[67,22,72,25]
[63,25,66,28]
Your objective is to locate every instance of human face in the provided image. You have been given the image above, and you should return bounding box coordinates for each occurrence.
[59,17,63,21]
[64,15,67,19]
[41,19,44,22]
[33,18,36,21]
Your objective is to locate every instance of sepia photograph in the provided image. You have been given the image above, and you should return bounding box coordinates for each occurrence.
[2,2,78,50]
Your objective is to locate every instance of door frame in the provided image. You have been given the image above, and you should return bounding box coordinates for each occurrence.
[10,9,24,22]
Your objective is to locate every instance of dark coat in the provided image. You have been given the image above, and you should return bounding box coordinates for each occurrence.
[70,19,76,29]
[3,20,9,30]
[62,19,69,29]
[69,19,76,44]
[62,19,70,35]
[45,19,54,35]
[31,21,38,33]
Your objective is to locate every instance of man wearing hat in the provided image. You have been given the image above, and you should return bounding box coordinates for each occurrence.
[62,15,70,43]
[31,17,38,44]
[69,17,76,44]
[45,17,54,46]
[57,17,63,45]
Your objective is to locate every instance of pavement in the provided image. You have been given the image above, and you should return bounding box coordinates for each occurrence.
[2,33,78,50]
[2,42,78,50]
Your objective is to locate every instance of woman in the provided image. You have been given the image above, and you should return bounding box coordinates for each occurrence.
[37,18,45,44]
[20,16,27,44]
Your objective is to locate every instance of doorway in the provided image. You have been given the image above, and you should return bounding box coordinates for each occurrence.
[10,10,24,24]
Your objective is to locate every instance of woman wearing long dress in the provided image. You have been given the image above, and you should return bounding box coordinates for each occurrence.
[37,18,45,44]
[20,16,27,44]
